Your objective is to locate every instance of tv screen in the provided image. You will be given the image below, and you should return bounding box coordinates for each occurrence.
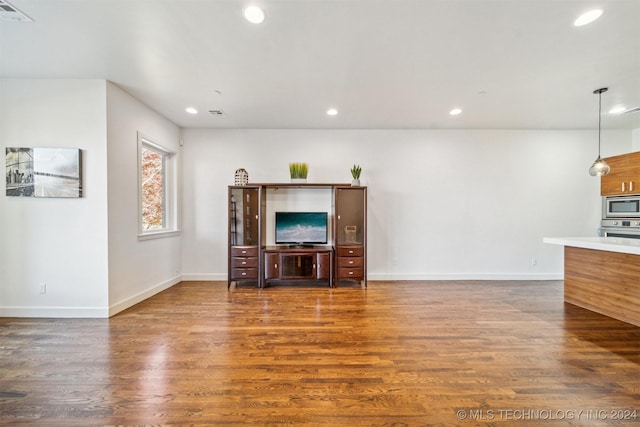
[275,212,328,245]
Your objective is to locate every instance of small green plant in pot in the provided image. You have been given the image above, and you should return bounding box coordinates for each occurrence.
[289,162,309,182]
[350,164,362,186]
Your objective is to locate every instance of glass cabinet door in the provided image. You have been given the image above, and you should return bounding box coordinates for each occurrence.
[335,187,366,245]
[228,186,262,288]
[229,186,260,246]
[335,186,367,286]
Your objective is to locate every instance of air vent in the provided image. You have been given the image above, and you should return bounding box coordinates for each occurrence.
[0,0,34,22]
[209,109,224,116]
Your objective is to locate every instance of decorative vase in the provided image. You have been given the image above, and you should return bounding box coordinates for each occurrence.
[234,168,248,186]
[351,179,360,186]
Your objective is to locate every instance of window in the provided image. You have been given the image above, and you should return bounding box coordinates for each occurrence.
[138,133,178,239]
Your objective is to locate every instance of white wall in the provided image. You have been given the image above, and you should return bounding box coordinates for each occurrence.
[0,79,110,316]
[106,82,182,315]
[0,79,183,318]
[181,129,632,281]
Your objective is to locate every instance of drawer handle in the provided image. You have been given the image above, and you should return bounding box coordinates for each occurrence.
[622,182,626,192]
[348,271,354,275]
[241,261,247,265]
[348,250,354,254]
[241,272,247,276]
[630,181,634,192]
[349,260,354,264]
[241,250,247,254]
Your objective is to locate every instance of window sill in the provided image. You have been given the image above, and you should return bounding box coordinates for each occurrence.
[138,229,181,241]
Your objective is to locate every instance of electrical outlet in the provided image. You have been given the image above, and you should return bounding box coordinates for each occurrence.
[531,257,538,266]
[39,283,46,294]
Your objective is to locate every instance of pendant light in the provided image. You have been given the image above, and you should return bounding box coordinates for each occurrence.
[588,87,610,176]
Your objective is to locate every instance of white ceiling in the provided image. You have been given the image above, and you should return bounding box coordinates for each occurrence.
[1,0,639,130]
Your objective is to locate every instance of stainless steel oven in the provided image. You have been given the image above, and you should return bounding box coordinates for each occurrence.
[603,195,640,218]
[600,219,640,239]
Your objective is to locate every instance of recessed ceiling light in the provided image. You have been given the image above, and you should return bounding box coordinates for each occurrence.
[185,107,198,114]
[449,108,462,116]
[244,6,265,24]
[327,108,338,116]
[574,9,603,26]
[609,106,627,114]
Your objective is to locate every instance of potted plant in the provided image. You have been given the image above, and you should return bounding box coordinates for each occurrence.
[350,164,362,186]
[289,162,308,183]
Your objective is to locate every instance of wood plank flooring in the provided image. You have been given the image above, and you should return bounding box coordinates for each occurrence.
[1,281,638,426]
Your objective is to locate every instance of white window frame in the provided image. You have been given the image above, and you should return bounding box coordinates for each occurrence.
[137,132,179,240]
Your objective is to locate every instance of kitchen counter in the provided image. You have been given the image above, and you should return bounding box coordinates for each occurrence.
[543,236,640,255]
[544,236,639,326]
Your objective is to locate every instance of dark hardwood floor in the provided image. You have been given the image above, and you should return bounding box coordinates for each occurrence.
[0,280,638,426]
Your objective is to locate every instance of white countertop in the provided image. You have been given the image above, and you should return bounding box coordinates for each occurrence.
[543,237,640,255]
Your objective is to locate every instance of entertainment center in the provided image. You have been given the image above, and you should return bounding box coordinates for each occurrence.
[228,183,367,288]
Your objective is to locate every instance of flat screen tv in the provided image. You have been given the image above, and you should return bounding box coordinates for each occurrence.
[275,212,328,246]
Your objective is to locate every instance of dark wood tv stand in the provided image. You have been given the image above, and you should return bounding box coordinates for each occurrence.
[263,246,333,287]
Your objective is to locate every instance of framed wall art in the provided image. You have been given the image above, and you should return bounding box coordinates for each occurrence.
[5,147,83,198]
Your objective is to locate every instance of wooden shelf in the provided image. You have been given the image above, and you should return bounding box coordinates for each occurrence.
[246,182,353,188]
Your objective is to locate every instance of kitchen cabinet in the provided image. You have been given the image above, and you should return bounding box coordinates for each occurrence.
[601,151,640,196]
[544,237,640,327]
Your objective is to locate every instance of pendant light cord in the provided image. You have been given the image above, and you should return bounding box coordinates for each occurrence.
[593,87,607,158]
[598,90,602,158]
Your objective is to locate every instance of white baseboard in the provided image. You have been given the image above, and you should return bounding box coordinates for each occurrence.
[181,273,227,281]
[0,306,110,318]
[367,273,563,281]
[109,274,182,317]
[182,272,563,282]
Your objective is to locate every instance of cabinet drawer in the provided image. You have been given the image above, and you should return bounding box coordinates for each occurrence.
[337,256,363,268]
[338,267,364,279]
[337,246,364,257]
[231,246,258,257]
[232,257,258,268]
[231,268,258,279]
